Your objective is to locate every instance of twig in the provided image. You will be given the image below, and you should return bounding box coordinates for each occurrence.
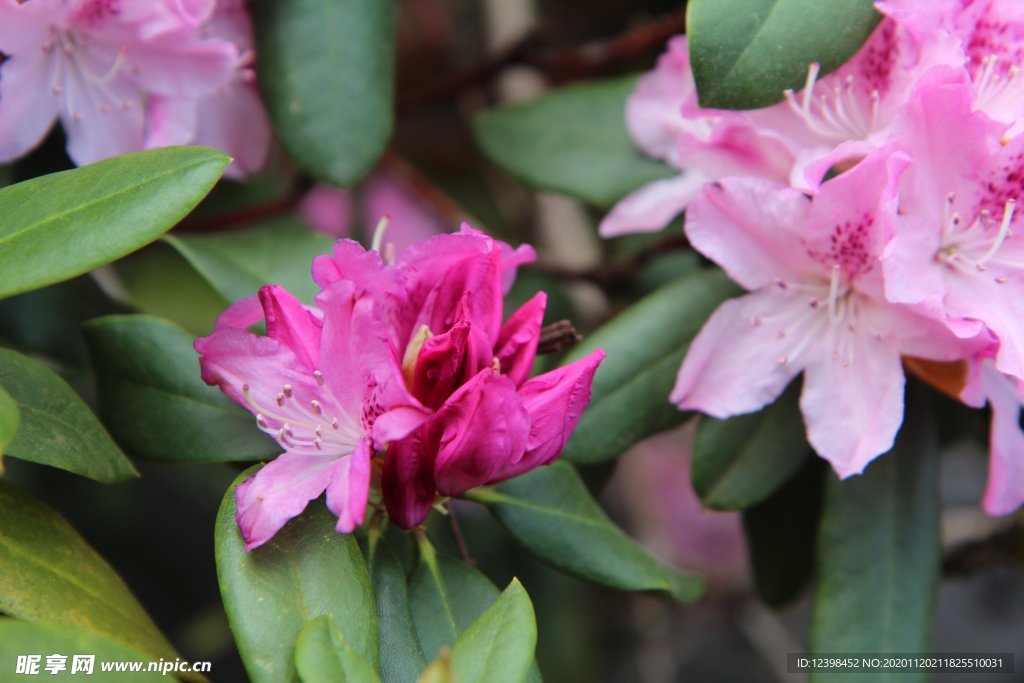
[445,501,476,567]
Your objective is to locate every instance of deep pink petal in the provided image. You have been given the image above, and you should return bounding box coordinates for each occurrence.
[325,438,373,532]
[382,430,437,529]
[259,284,321,371]
[430,370,530,497]
[213,295,263,331]
[495,292,546,387]
[234,453,334,550]
[493,349,606,481]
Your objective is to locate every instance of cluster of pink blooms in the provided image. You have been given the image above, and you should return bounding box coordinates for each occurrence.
[608,0,1024,515]
[196,225,605,549]
[0,0,269,176]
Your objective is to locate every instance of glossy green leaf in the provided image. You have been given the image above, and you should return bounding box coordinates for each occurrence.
[164,216,333,304]
[687,0,881,109]
[0,385,17,464]
[742,457,825,607]
[251,0,395,187]
[451,580,536,683]
[295,615,381,683]
[0,146,229,299]
[562,268,741,464]
[474,77,674,208]
[0,348,137,482]
[363,538,427,683]
[84,315,278,462]
[0,619,166,682]
[0,481,180,663]
[469,461,704,602]
[692,383,811,510]
[216,467,379,683]
[810,387,939,682]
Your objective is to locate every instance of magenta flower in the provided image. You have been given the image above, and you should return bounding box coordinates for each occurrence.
[671,150,982,477]
[882,71,1024,383]
[312,225,606,529]
[0,0,236,165]
[196,281,429,550]
[962,359,1024,516]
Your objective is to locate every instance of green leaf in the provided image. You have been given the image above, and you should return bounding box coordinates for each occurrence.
[469,461,704,602]
[687,0,882,109]
[216,467,380,683]
[692,383,811,510]
[0,385,18,462]
[0,146,229,299]
[0,348,137,482]
[363,538,427,683]
[251,0,395,187]
[810,387,939,682]
[164,216,333,304]
[83,315,278,462]
[451,580,536,683]
[474,77,674,208]
[742,457,825,607]
[0,481,180,663]
[295,616,381,683]
[562,268,741,464]
[0,618,167,682]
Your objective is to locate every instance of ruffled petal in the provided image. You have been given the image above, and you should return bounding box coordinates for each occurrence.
[495,292,546,387]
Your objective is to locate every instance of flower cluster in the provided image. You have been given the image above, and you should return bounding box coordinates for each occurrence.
[613,0,1024,515]
[0,0,269,176]
[196,225,605,549]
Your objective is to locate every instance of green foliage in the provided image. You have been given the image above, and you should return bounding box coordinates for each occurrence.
[692,383,811,510]
[250,0,395,187]
[215,467,379,683]
[0,385,18,463]
[363,538,428,683]
[810,388,939,682]
[84,315,278,462]
[687,0,882,109]
[474,77,674,208]
[0,147,229,299]
[295,616,382,683]
[469,461,703,602]
[450,580,537,683]
[0,347,137,482]
[562,268,741,464]
[0,482,180,663]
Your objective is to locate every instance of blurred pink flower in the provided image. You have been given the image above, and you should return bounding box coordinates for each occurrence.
[0,0,237,165]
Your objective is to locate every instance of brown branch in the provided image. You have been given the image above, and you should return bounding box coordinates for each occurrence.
[445,501,476,567]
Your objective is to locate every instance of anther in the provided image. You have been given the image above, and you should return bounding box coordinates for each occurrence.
[275,392,285,406]
[314,370,324,385]
[311,399,322,414]
[282,384,293,398]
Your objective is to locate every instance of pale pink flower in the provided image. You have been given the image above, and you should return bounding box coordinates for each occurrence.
[961,358,1024,516]
[671,150,981,477]
[0,0,237,165]
[196,282,429,550]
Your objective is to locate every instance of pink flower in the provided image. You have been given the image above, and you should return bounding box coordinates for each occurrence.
[882,71,1024,383]
[0,0,237,165]
[962,358,1024,516]
[196,282,429,550]
[671,150,981,477]
[312,225,606,529]
[599,36,793,237]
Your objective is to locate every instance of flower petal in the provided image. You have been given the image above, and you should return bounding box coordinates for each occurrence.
[598,172,707,238]
[495,292,546,387]
[968,363,1024,516]
[259,284,321,371]
[325,438,373,532]
[382,429,436,529]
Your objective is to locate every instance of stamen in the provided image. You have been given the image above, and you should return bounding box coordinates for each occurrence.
[311,399,322,414]
[283,384,293,398]
[314,370,324,385]
[827,265,842,323]
[977,199,1016,268]
[371,215,390,253]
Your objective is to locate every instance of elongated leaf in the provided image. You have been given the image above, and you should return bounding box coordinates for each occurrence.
[0,146,229,299]
[251,0,395,186]
[0,348,137,482]
[474,77,674,208]
[562,268,741,464]
[363,538,427,683]
[0,619,166,682]
[84,315,278,462]
[451,580,536,683]
[810,387,939,682]
[687,0,881,109]
[742,457,825,607]
[164,216,333,304]
[0,481,180,663]
[469,461,704,602]
[0,385,17,465]
[692,382,810,510]
[295,616,381,683]
[216,467,379,683]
